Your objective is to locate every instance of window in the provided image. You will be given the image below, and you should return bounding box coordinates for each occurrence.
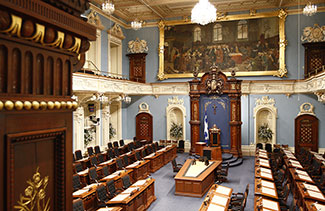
[84,29,101,74]
[213,23,222,41]
[237,20,248,39]
[194,27,201,42]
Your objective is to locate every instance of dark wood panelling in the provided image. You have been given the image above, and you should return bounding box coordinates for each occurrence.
[295,114,319,153]
[136,112,153,142]
[24,51,33,94]
[0,45,8,93]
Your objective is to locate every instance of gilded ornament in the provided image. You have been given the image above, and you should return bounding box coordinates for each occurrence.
[0,14,22,37]
[5,100,14,110]
[47,101,54,109]
[67,37,81,53]
[66,101,73,109]
[25,23,45,43]
[24,101,32,110]
[40,101,47,110]
[15,101,23,110]
[72,101,78,109]
[0,101,3,110]
[21,20,35,37]
[32,101,40,110]
[61,101,67,109]
[54,101,61,109]
[14,167,50,211]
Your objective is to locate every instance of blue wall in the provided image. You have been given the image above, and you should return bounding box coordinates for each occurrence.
[94,11,325,148]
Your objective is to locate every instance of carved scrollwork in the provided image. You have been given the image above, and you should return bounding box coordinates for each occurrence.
[205,66,224,95]
[301,24,325,43]
[127,37,148,54]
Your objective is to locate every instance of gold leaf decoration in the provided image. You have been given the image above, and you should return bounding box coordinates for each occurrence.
[14,167,50,211]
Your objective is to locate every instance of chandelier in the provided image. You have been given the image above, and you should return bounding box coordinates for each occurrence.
[191,0,217,25]
[102,0,115,15]
[131,19,143,30]
[303,2,317,16]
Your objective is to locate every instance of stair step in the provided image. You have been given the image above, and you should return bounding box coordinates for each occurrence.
[222,156,238,164]
[222,153,233,161]
[222,157,243,168]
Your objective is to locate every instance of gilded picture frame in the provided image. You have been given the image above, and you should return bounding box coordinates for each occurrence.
[157,9,288,80]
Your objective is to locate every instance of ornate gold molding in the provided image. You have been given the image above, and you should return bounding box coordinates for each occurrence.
[14,167,50,211]
[157,9,288,80]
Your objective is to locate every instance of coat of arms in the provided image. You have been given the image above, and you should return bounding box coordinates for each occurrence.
[205,66,224,95]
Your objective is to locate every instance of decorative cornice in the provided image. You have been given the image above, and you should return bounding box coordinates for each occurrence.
[255,96,275,107]
[168,96,184,106]
[107,23,125,40]
[87,9,105,30]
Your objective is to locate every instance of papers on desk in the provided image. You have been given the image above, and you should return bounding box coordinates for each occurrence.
[100,159,113,165]
[303,183,320,192]
[77,168,89,175]
[83,183,98,190]
[110,193,130,202]
[97,208,117,211]
[73,189,88,196]
[295,169,308,176]
[112,170,124,175]
[261,187,276,197]
[262,199,279,210]
[289,160,300,165]
[261,180,275,189]
[127,162,140,168]
[211,195,229,207]
[102,174,116,180]
[122,187,140,194]
[297,174,313,182]
[260,172,273,179]
[144,153,155,159]
[132,179,147,186]
[260,168,272,174]
[307,190,325,200]
[207,203,226,211]
[290,162,303,169]
[215,185,232,196]
[258,153,268,159]
[184,161,213,177]
[314,203,325,211]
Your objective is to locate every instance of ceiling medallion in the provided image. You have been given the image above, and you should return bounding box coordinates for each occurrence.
[102,0,115,15]
[191,0,217,25]
[303,2,317,16]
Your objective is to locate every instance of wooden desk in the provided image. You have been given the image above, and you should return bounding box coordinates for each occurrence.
[77,167,103,185]
[296,182,325,203]
[78,157,91,169]
[203,146,222,161]
[284,159,304,169]
[254,196,280,211]
[174,159,221,197]
[100,169,134,189]
[161,145,177,165]
[196,142,206,156]
[125,160,150,181]
[304,200,325,211]
[73,183,98,211]
[96,207,123,211]
[255,167,274,181]
[288,168,315,184]
[255,178,278,200]
[256,152,269,159]
[106,178,156,211]
[98,159,117,174]
[144,152,164,173]
[255,158,271,168]
[198,184,233,211]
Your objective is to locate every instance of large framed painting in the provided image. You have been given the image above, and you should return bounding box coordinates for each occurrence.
[157,9,288,80]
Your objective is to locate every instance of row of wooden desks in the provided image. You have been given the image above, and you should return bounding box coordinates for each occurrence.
[106,178,156,211]
[282,149,325,210]
[199,184,233,211]
[254,149,281,211]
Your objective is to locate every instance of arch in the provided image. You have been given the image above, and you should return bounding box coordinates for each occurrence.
[213,23,222,41]
[166,97,186,140]
[253,96,277,145]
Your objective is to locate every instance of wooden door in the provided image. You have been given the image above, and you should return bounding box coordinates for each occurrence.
[136,113,153,142]
[295,114,319,153]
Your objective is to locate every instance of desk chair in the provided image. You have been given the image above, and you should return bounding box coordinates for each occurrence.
[113,141,119,148]
[89,167,99,184]
[116,158,124,170]
[216,162,229,183]
[107,149,114,159]
[152,143,157,152]
[97,154,105,164]
[94,145,101,154]
[119,139,125,147]
[256,143,263,150]
[265,143,272,153]
[177,140,185,153]
[73,174,82,191]
[87,147,94,156]
[135,151,142,161]
[74,163,83,173]
[171,159,182,173]
[96,184,110,208]
[73,198,85,211]
[113,147,120,157]
[122,175,132,189]
[122,155,129,167]
[229,184,249,209]
[107,142,113,149]
[106,180,122,198]
[102,166,109,177]
[75,150,83,160]
[90,156,98,167]
[129,142,135,151]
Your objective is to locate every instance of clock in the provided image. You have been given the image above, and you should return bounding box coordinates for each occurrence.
[139,102,149,113]
[298,102,315,116]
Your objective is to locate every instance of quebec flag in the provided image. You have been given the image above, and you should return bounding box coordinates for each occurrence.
[204,111,209,145]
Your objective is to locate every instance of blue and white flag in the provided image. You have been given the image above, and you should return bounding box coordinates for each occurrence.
[204,111,209,145]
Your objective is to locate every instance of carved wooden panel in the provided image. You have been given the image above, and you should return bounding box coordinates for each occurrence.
[127,53,147,83]
[295,114,318,153]
[303,42,325,78]
[136,112,153,142]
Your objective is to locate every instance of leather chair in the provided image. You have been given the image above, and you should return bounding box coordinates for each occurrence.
[229,184,249,209]
[216,162,229,183]
[122,175,132,189]
[129,142,135,151]
[106,180,122,198]
[177,140,185,153]
[171,159,182,173]
[97,153,105,164]
[74,163,83,173]
[122,155,129,167]
[265,143,272,153]
[107,142,113,149]
[107,149,114,159]
[135,151,141,161]
[113,141,119,148]
[73,198,85,211]
[113,147,120,157]
[87,147,94,156]
[116,158,124,170]
[90,156,98,167]
[119,139,125,147]
[89,167,98,183]
[94,145,101,154]
[75,150,83,160]
[73,174,82,191]
[256,143,263,150]
[96,184,110,208]
[101,165,109,177]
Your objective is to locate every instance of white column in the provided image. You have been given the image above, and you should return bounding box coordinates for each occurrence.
[95,101,101,146]
[102,103,111,147]
[73,106,85,151]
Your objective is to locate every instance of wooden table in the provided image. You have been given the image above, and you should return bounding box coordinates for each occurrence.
[106,178,156,211]
[174,159,221,197]
[254,196,280,211]
[73,183,98,211]
[255,178,278,200]
[125,160,150,181]
[198,184,233,211]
